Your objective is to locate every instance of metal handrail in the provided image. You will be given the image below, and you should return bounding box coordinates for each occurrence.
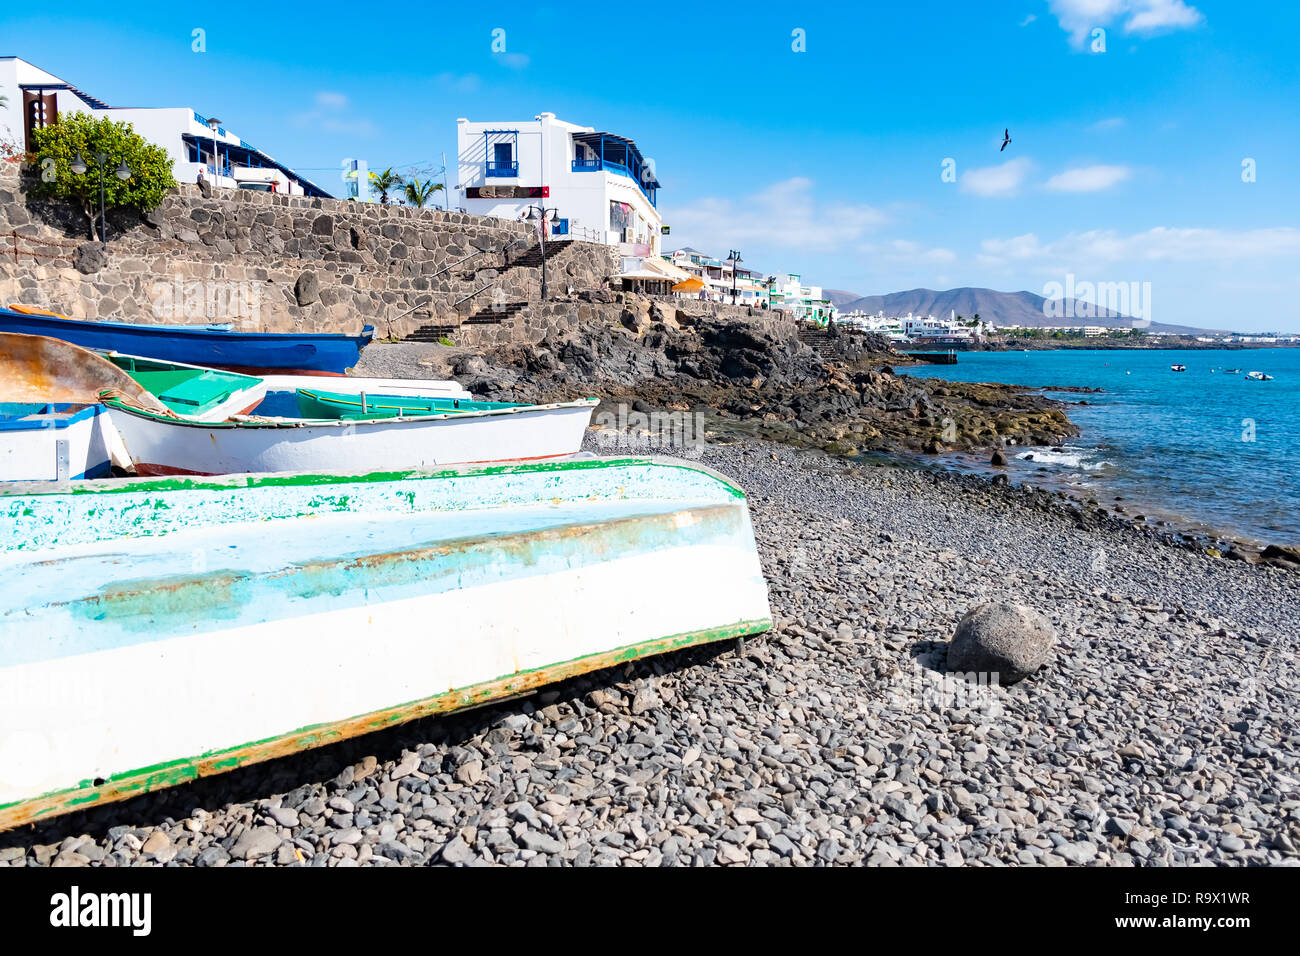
[453,282,498,308]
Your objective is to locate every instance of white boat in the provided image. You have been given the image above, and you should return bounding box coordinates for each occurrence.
[0,403,118,481]
[1245,371,1273,381]
[106,396,599,476]
[0,456,773,828]
[1171,364,1187,371]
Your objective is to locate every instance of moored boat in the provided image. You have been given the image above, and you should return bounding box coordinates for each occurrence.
[0,456,773,828]
[1171,364,1187,371]
[1245,371,1273,381]
[1,304,373,376]
[105,394,599,475]
[294,386,520,420]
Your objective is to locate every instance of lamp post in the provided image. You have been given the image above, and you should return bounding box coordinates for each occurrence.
[525,205,560,300]
[70,152,132,251]
[727,249,742,305]
[206,117,223,186]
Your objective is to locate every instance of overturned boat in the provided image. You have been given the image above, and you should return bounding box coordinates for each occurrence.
[0,456,773,828]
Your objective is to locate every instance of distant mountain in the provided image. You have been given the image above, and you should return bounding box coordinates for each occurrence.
[824,287,1214,335]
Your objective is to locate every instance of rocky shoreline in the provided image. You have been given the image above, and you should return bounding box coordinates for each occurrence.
[2,437,1296,867]
[361,315,1079,458]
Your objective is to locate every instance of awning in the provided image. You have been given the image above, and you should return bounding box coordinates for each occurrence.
[615,269,674,281]
[671,277,708,293]
[642,258,692,282]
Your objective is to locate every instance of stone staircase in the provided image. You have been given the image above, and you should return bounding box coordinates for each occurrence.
[797,325,853,362]
[399,238,578,342]
[403,301,529,342]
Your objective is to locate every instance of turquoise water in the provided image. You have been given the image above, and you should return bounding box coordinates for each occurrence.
[902,349,1300,545]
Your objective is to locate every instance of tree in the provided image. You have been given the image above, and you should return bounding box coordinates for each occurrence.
[27,112,175,240]
[402,177,443,208]
[369,167,404,205]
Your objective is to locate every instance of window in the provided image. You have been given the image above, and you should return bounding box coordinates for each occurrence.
[493,142,512,167]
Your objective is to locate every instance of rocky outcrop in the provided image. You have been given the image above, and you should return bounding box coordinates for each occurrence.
[456,314,1079,457]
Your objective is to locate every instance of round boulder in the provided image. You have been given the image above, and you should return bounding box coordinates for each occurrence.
[947,601,1056,685]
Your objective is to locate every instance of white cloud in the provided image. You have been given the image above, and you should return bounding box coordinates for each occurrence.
[1020,14,1037,26]
[1049,0,1202,47]
[1090,116,1125,130]
[666,177,889,252]
[435,72,481,94]
[1125,0,1203,33]
[961,158,1033,197]
[861,239,957,264]
[293,91,377,136]
[1044,164,1132,191]
[978,226,1300,269]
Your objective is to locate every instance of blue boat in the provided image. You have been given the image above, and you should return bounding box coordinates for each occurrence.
[0,304,374,376]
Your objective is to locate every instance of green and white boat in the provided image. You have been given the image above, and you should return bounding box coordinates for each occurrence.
[0,456,773,829]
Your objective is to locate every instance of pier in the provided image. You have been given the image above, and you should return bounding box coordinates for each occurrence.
[905,350,959,365]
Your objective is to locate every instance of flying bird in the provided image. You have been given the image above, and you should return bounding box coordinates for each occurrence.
[1000,128,1012,152]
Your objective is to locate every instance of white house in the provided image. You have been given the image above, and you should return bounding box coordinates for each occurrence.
[770,273,835,323]
[455,113,662,264]
[0,56,330,197]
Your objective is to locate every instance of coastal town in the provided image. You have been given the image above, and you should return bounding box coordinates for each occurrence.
[0,0,1296,911]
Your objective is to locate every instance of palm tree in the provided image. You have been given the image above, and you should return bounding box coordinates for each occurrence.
[402,178,443,208]
[368,167,404,205]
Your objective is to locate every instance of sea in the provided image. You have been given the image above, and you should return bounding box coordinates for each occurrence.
[900,348,1300,546]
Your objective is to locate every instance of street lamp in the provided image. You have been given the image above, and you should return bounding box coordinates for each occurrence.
[206,117,223,186]
[70,152,132,251]
[727,249,742,305]
[525,205,561,300]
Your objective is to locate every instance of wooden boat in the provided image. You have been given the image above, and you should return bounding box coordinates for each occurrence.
[295,386,519,420]
[0,456,773,828]
[105,395,599,476]
[0,403,117,481]
[0,334,268,480]
[254,375,471,418]
[102,352,266,422]
[1,304,373,376]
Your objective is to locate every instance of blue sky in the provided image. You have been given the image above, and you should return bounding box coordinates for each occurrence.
[4,1,1298,330]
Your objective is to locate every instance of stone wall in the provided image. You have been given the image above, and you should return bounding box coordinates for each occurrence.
[0,164,618,339]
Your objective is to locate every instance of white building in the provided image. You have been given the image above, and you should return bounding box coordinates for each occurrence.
[455,113,662,264]
[770,273,835,323]
[0,57,330,197]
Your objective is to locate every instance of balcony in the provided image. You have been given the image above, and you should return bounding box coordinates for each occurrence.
[571,158,601,171]
[485,161,518,178]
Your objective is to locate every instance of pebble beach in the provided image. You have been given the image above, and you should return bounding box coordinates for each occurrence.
[3,437,1296,867]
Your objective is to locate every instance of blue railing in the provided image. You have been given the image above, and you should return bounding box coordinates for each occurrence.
[570,158,657,206]
[485,161,518,178]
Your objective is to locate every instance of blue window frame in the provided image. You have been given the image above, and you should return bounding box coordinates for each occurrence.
[484,129,519,178]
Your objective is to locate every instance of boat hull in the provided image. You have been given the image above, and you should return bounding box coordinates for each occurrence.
[0,307,372,375]
[0,403,116,480]
[108,399,598,475]
[0,457,772,828]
